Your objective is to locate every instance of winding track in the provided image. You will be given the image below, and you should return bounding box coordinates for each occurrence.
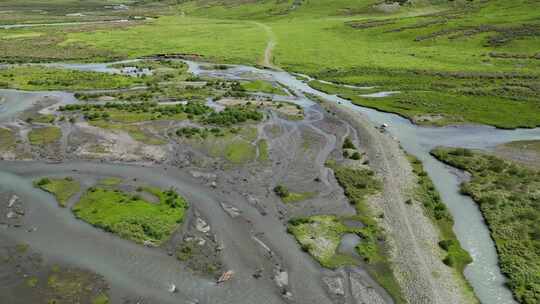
[253,22,279,69]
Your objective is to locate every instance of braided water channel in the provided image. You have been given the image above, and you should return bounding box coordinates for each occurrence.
[1,59,539,303]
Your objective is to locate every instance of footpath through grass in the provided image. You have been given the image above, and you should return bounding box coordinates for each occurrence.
[431,147,540,304]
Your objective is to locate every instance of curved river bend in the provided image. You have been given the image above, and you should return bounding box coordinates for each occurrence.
[1,60,539,304]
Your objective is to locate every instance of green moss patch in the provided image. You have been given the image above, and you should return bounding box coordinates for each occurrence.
[257,139,269,162]
[98,177,123,187]
[288,215,358,269]
[281,191,317,203]
[73,186,188,245]
[0,128,16,151]
[27,126,62,145]
[241,80,287,95]
[34,177,80,207]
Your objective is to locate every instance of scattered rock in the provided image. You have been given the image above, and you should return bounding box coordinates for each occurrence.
[195,218,211,233]
[274,269,288,288]
[323,276,345,296]
[8,195,18,208]
[220,202,242,218]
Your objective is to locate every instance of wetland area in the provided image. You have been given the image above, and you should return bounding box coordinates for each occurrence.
[0,1,539,304]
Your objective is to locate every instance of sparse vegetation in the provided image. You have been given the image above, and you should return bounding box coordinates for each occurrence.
[407,155,472,274]
[282,191,316,203]
[27,126,62,145]
[35,176,81,207]
[287,215,358,269]
[0,128,16,151]
[328,161,405,303]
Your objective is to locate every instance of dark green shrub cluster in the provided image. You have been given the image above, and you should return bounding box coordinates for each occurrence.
[342,137,355,149]
[408,155,472,273]
[273,185,290,198]
[202,106,263,126]
[328,163,381,210]
[60,101,211,117]
[175,127,223,138]
[36,177,51,186]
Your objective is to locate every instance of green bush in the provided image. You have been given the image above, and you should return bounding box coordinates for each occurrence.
[343,137,355,150]
[273,185,290,198]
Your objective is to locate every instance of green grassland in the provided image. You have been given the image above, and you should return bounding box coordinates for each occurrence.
[241,80,287,95]
[66,16,268,64]
[34,177,81,207]
[73,186,188,245]
[0,66,141,91]
[431,147,540,304]
[27,126,62,145]
[30,0,534,128]
[0,0,173,25]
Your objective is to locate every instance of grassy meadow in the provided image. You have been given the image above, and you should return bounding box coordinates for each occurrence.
[1,0,538,127]
[73,186,188,245]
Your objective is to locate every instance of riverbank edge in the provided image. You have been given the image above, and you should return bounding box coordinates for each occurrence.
[406,154,479,303]
[429,147,535,304]
[306,80,540,130]
[319,98,476,304]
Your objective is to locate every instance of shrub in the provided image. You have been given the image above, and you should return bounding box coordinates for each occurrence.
[36,178,51,186]
[351,152,361,160]
[274,185,290,198]
[343,137,355,149]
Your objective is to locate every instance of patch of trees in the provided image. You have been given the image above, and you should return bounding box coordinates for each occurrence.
[202,106,263,126]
